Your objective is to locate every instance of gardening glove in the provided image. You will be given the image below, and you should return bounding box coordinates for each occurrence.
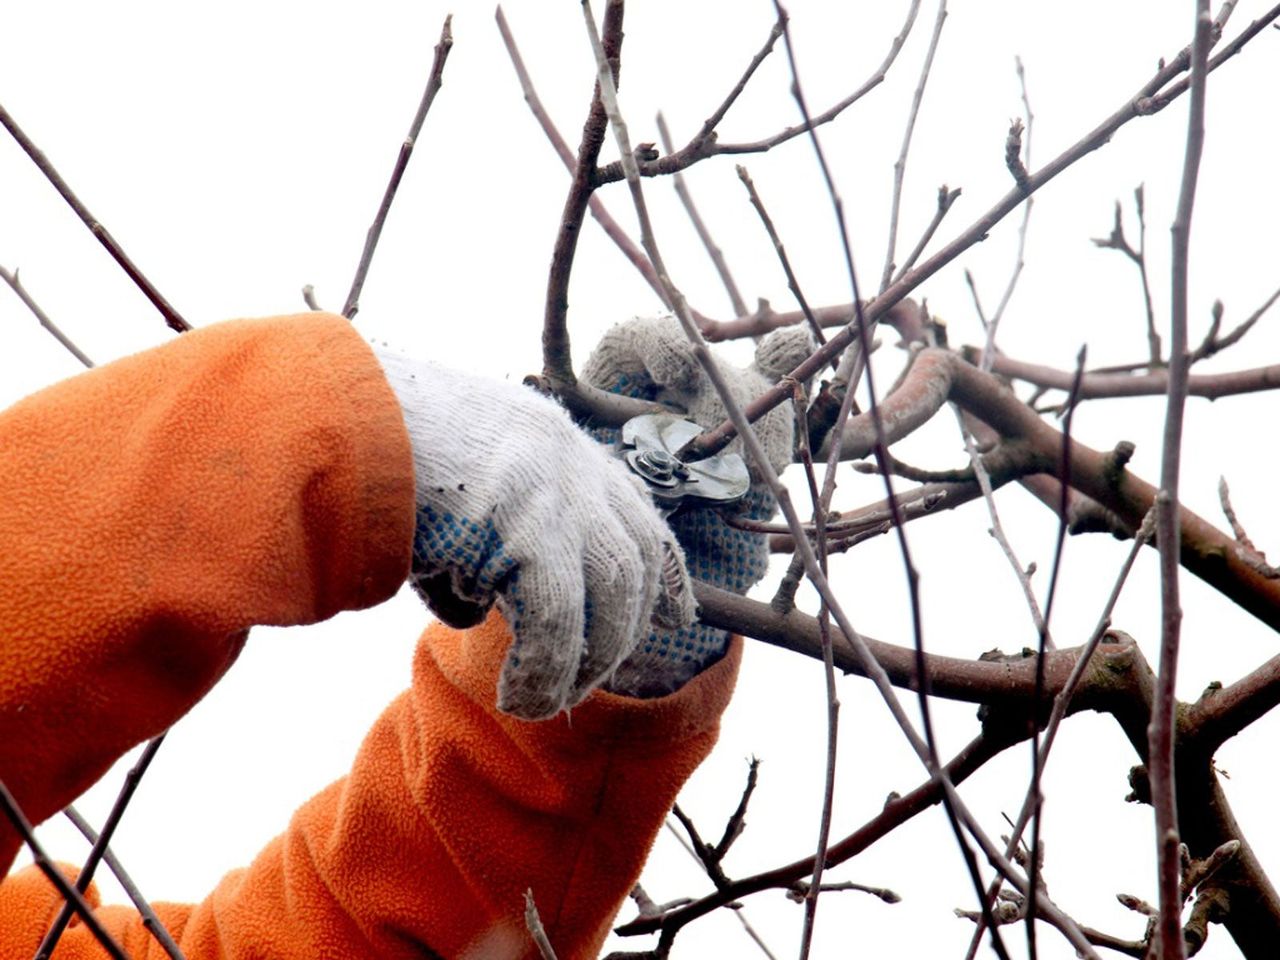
[582,316,816,697]
[372,344,695,720]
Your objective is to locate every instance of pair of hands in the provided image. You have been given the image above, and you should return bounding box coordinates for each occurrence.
[374,318,812,719]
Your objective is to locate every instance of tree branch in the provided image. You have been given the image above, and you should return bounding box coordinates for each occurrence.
[0,101,189,334]
[0,265,94,368]
[342,15,454,320]
[676,6,1280,461]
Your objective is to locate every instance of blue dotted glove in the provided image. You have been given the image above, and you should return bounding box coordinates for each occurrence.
[581,317,814,697]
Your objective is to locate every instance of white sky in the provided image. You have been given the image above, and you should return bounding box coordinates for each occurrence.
[3,2,1279,958]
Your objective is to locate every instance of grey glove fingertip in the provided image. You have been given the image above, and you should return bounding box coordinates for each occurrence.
[636,317,701,394]
[576,506,666,690]
[754,325,819,382]
[494,560,585,720]
[650,540,695,630]
[497,638,578,720]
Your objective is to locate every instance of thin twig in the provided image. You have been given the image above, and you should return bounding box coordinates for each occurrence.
[978,56,1035,370]
[688,13,787,148]
[728,905,781,960]
[596,0,923,185]
[0,101,189,333]
[0,778,128,960]
[580,7,1012,952]
[1135,0,1248,114]
[63,806,187,960]
[1135,186,1161,365]
[342,16,453,320]
[301,283,323,311]
[1023,348,1086,958]
[540,0,626,391]
[979,350,1280,400]
[964,512,1157,960]
[1217,477,1252,549]
[792,376,839,960]
[1218,476,1280,576]
[670,803,729,890]
[38,733,168,958]
[657,112,747,318]
[772,6,1018,957]
[682,6,1278,353]
[525,889,561,960]
[890,185,961,285]
[879,0,947,292]
[714,757,761,861]
[1150,6,1212,958]
[1190,283,1280,362]
[954,407,1049,643]
[660,763,777,960]
[789,879,901,903]
[1092,188,1162,365]
[0,265,94,367]
[735,164,830,357]
[496,6,668,308]
[676,5,1280,462]
[619,734,1004,940]
[966,268,990,329]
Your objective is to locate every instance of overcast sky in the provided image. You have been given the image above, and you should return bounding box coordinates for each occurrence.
[3,2,1279,957]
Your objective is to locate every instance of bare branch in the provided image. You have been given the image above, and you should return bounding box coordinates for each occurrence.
[788,879,901,904]
[0,778,128,960]
[63,806,186,960]
[890,185,961,286]
[342,16,453,320]
[579,6,1066,952]
[1183,653,1280,756]
[735,164,830,357]
[0,265,94,368]
[979,351,1280,400]
[1190,284,1280,362]
[1092,186,1162,365]
[1218,476,1280,577]
[879,0,948,292]
[38,733,168,958]
[539,0,626,392]
[678,8,1280,462]
[0,101,189,333]
[715,758,761,861]
[495,6,669,308]
[656,112,747,319]
[954,407,1049,644]
[1150,6,1213,956]
[525,889,561,960]
[977,57,1035,370]
[965,513,1156,960]
[618,733,1005,940]
[594,1,923,186]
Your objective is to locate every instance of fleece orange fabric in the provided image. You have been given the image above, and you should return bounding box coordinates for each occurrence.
[0,314,739,959]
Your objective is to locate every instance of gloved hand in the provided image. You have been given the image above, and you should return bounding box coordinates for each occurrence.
[372,345,694,720]
[581,316,815,697]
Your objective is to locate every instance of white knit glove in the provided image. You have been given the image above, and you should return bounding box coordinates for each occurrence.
[582,316,816,697]
[372,346,694,719]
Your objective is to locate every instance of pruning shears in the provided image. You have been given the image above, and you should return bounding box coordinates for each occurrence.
[615,414,750,517]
